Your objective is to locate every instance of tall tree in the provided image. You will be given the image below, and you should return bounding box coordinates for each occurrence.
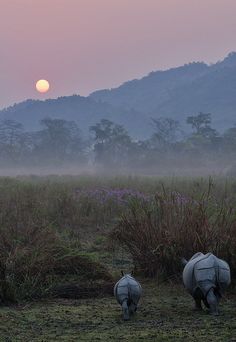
[90,119,132,167]
[150,117,180,150]
[223,126,236,151]
[0,120,28,163]
[33,118,86,163]
[186,112,218,139]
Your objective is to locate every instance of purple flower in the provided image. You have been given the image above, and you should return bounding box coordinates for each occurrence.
[171,191,197,205]
[74,187,151,205]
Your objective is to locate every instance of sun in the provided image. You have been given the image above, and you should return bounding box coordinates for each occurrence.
[36,79,50,93]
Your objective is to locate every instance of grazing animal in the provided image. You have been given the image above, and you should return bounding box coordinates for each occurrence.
[114,272,142,320]
[182,252,231,315]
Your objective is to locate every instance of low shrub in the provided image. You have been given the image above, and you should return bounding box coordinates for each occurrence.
[0,181,113,302]
[0,222,113,302]
[111,190,236,279]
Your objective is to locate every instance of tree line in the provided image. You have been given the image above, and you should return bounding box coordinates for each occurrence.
[0,113,236,171]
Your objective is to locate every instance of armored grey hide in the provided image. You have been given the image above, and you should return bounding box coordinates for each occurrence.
[182,252,231,315]
[114,274,142,320]
[183,252,231,297]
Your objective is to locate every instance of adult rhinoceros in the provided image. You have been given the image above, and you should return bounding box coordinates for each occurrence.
[114,272,142,320]
[182,252,231,315]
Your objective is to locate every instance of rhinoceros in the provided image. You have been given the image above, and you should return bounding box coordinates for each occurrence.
[182,252,231,315]
[114,272,142,320]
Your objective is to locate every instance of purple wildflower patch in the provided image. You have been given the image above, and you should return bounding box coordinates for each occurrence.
[74,187,151,205]
[171,191,194,205]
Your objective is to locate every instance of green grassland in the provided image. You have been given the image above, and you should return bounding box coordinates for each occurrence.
[0,283,235,341]
[0,175,236,341]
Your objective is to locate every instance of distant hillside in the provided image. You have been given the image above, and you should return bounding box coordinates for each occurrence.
[0,95,146,138]
[91,62,209,112]
[1,52,236,138]
[90,52,236,130]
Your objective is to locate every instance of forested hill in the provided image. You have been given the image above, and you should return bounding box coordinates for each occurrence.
[90,52,236,130]
[1,52,236,138]
[0,96,146,138]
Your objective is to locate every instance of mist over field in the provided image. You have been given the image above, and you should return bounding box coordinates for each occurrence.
[2,0,236,339]
[1,83,236,342]
[0,112,236,177]
[1,52,236,178]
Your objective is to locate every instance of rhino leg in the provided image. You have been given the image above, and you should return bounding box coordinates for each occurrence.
[129,303,137,315]
[203,298,210,309]
[193,297,203,311]
[122,300,130,320]
[206,289,219,316]
[192,288,203,311]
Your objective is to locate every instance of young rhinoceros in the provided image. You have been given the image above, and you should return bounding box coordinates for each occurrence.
[182,252,231,315]
[114,272,142,320]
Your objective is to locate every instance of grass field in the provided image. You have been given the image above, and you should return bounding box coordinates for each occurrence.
[0,175,235,341]
[0,282,235,341]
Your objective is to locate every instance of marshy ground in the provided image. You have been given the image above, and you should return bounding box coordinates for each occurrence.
[0,176,236,341]
[0,282,235,341]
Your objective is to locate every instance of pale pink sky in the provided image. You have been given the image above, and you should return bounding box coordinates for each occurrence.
[0,0,236,108]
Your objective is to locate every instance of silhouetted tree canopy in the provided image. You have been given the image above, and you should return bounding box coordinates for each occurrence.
[0,114,235,172]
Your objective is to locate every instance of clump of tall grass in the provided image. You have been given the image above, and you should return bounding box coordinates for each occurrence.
[1,175,236,300]
[0,180,113,302]
[111,187,236,279]
[0,223,112,302]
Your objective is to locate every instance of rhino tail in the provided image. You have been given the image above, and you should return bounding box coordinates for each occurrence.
[181,258,188,266]
[122,300,130,320]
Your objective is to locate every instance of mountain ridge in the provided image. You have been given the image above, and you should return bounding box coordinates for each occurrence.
[1,52,236,138]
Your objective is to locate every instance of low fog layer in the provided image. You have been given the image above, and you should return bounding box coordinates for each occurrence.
[0,113,236,177]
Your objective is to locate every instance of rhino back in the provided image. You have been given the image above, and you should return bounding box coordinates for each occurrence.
[193,254,218,295]
[183,253,206,293]
[183,253,231,296]
[216,258,231,290]
[114,277,129,304]
[114,276,142,305]
[127,278,142,304]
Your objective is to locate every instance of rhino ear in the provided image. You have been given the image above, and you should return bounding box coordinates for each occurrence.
[131,270,134,276]
[181,258,188,266]
[121,270,124,276]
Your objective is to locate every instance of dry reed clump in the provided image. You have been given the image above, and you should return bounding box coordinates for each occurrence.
[0,223,113,302]
[0,182,113,302]
[111,191,236,279]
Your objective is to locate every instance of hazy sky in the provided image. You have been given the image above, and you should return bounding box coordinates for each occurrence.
[0,0,236,108]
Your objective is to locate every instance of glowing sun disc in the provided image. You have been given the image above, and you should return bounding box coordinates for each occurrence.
[36,79,50,93]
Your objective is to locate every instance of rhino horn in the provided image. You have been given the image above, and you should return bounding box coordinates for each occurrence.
[121,270,124,276]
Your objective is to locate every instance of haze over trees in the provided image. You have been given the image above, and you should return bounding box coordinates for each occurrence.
[1,52,236,174]
[0,113,236,175]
